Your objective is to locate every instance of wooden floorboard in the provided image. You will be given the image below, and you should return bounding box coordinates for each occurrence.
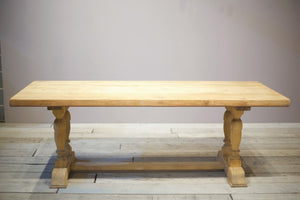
[59,180,300,194]
[231,194,300,200]
[0,123,299,199]
[0,193,232,200]
[0,179,56,193]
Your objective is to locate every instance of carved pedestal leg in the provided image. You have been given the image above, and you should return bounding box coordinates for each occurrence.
[217,108,233,175]
[65,110,75,163]
[48,107,74,188]
[226,107,249,187]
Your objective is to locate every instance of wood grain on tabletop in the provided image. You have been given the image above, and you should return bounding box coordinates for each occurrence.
[9,81,290,107]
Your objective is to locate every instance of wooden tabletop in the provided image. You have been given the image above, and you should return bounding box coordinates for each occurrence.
[9,81,290,107]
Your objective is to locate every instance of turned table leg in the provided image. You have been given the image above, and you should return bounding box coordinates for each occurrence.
[219,106,250,187]
[217,108,233,172]
[48,106,75,188]
[65,110,75,164]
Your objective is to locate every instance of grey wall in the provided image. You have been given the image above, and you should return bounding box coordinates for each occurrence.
[0,0,299,123]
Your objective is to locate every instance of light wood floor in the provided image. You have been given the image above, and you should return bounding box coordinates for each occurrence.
[0,123,300,200]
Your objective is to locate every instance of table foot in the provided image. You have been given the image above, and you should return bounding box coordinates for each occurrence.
[50,168,69,188]
[227,167,247,187]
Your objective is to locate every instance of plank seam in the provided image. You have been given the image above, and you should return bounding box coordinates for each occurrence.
[94,173,97,183]
[32,149,38,157]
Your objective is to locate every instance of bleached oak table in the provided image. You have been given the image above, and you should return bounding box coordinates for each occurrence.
[10,81,290,188]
